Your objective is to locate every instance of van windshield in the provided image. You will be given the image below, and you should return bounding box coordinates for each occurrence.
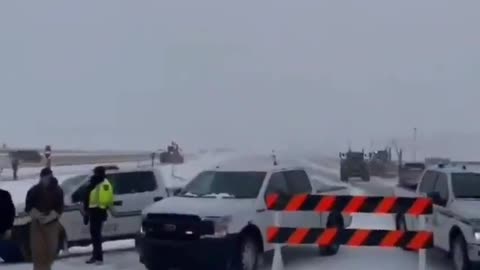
[452,173,480,199]
[179,171,266,199]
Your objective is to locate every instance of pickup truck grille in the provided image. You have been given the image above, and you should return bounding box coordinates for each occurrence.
[143,214,214,241]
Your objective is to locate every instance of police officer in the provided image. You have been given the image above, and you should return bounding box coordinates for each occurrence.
[83,166,114,265]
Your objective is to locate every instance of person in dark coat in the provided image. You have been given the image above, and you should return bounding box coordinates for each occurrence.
[0,188,17,262]
[0,188,15,238]
[25,168,64,270]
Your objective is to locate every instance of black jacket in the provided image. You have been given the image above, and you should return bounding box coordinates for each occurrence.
[25,177,64,215]
[0,189,15,235]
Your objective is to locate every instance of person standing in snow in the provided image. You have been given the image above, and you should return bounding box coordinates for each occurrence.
[25,168,64,270]
[0,188,15,238]
[0,188,17,262]
[11,158,19,180]
[82,166,114,265]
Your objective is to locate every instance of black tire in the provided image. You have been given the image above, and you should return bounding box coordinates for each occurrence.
[229,234,260,270]
[340,171,348,182]
[452,234,472,270]
[362,174,370,181]
[318,214,344,256]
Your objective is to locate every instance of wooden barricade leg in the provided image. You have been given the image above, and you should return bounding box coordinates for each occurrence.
[271,212,284,270]
[418,215,427,270]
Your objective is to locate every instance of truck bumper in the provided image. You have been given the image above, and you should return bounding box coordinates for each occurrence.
[135,233,238,269]
[468,243,480,262]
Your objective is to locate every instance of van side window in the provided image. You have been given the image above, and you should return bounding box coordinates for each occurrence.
[284,170,312,194]
[419,170,438,193]
[108,171,157,195]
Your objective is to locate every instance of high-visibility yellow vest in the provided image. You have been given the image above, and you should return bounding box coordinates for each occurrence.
[89,179,114,209]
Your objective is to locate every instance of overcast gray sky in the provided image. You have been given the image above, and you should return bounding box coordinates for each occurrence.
[0,1,479,156]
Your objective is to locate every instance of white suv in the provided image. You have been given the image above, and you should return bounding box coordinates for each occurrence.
[136,160,352,270]
[397,163,480,270]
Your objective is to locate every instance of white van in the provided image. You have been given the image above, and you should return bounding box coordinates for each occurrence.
[10,167,177,262]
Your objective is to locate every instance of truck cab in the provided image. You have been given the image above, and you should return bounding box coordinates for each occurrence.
[397,164,480,270]
[9,167,173,262]
[339,151,370,182]
[136,159,352,270]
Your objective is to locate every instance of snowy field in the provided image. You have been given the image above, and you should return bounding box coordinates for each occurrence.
[1,151,453,270]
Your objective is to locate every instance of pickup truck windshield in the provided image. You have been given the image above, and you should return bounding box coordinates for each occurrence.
[179,171,266,199]
[452,173,480,199]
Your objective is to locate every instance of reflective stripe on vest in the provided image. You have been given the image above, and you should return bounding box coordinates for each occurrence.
[88,179,113,209]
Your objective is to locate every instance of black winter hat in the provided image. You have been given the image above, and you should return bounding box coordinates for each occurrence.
[93,166,106,177]
[40,167,53,177]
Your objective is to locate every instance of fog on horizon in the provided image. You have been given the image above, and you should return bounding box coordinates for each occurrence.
[0,1,479,159]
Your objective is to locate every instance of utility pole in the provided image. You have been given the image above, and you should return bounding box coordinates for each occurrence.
[413,128,417,162]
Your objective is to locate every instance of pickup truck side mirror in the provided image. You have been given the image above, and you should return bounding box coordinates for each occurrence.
[427,191,445,206]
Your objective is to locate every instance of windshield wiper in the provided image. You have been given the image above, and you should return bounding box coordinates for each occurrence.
[201,193,235,198]
[457,196,480,199]
[181,192,199,197]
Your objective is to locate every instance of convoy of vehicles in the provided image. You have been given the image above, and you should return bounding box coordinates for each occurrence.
[136,160,352,270]
[397,163,480,270]
[8,167,178,262]
[339,150,370,182]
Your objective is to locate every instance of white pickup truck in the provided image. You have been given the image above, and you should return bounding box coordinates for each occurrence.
[136,160,353,270]
[8,167,179,263]
[396,163,480,270]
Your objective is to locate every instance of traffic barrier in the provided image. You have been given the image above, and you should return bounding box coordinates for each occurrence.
[266,194,432,270]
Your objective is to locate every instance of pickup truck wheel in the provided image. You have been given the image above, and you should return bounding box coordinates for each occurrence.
[362,174,370,182]
[340,172,348,182]
[452,234,471,270]
[318,214,343,256]
[229,235,260,270]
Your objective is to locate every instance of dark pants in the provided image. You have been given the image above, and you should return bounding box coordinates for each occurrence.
[89,208,107,261]
[0,239,23,263]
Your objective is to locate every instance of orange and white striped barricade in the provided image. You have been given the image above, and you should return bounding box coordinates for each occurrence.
[266,194,433,270]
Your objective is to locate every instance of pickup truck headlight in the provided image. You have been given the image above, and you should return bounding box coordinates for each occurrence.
[202,216,232,238]
[474,232,480,242]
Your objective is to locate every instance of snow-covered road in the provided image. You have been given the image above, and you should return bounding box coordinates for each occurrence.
[1,152,453,270]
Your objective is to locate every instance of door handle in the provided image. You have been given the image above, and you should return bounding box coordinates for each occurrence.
[153,197,163,202]
[113,201,123,206]
[256,209,266,213]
